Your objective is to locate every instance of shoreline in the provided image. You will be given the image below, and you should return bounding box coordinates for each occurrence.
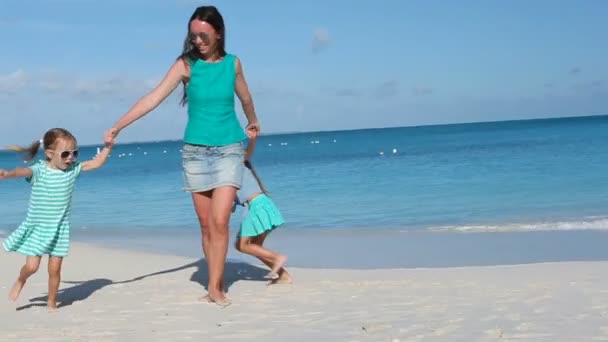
[73,228,608,269]
[4,227,608,270]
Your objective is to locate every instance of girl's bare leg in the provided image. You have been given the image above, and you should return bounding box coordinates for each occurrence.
[47,256,63,311]
[236,234,287,279]
[251,234,292,284]
[9,256,41,302]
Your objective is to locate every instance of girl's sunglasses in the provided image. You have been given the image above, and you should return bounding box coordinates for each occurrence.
[59,150,79,159]
[188,32,211,44]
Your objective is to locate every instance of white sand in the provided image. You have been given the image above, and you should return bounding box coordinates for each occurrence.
[1,242,607,341]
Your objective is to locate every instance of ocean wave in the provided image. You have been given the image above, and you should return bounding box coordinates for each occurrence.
[427,216,608,233]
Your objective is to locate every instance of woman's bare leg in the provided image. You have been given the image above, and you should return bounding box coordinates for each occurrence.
[206,186,237,305]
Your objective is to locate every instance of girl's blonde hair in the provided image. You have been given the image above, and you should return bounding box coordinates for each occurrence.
[7,128,77,162]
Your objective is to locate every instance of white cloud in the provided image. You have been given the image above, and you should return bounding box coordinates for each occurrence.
[0,69,157,100]
[312,28,331,53]
[0,17,19,26]
[412,84,433,96]
[0,69,178,146]
[0,69,28,93]
[374,80,400,98]
[325,80,402,99]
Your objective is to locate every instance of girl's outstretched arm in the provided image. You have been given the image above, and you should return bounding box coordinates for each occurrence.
[82,143,113,172]
[245,137,257,160]
[0,167,33,180]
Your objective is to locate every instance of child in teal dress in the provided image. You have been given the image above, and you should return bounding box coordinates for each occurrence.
[0,128,113,311]
[234,137,291,284]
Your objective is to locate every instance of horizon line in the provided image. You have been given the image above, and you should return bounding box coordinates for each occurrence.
[0,113,606,150]
[83,112,608,147]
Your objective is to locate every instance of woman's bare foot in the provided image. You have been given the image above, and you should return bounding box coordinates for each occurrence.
[207,291,232,307]
[47,302,58,313]
[265,255,287,280]
[8,279,25,302]
[198,294,213,303]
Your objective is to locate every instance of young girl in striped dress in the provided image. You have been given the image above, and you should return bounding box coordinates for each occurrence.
[0,128,113,311]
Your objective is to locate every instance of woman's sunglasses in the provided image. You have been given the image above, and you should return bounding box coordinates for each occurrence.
[188,32,211,44]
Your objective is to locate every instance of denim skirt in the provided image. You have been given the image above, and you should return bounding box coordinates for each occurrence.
[182,142,245,192]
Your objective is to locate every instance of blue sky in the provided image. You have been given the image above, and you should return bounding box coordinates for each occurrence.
[1,0,606,145]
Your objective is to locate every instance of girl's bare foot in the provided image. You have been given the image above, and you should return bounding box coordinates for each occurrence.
[8,279,25,302]
[265,255,287,280]
[269,272,293,285]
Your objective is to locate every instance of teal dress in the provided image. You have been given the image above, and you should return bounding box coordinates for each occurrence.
[235,167,285,238]
[3,161,82,257]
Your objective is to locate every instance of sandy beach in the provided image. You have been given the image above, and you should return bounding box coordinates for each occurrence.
[0,242,606,341]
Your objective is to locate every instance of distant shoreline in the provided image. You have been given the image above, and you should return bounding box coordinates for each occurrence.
[85,113,608,147]
[1,113,606,150]
[67,114,608,147]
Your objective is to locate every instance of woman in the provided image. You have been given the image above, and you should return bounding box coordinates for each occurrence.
[104,6,259,306]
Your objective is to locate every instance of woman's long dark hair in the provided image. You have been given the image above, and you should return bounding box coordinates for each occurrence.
[177,6,227,106]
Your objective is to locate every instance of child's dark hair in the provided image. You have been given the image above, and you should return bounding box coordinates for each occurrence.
[244,159,269,194]
[7,128,77,162]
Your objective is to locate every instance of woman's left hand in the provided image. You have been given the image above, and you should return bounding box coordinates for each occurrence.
[104,127,120,145]
[246,121,260,139]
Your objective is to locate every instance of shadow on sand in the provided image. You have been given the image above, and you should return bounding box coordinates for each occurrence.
[16,259,268,311]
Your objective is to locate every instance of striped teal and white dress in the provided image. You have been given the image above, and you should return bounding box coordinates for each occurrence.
[2,160,82,257]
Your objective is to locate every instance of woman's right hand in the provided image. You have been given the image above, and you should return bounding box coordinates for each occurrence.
[104,127,119,145]
[245,121,260,139]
